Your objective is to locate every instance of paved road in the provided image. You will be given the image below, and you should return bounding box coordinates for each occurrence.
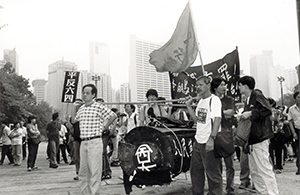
[1,142,300,195]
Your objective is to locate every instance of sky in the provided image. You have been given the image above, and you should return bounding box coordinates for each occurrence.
[0,0,299,89]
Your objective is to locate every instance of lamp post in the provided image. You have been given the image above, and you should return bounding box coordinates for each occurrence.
[92,75,101,97]
[277,76,285,106]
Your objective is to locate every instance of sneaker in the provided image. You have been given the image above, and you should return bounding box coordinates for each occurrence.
[69,161,75,165]
[28,167,32,171]
[73,175,79,180]
[275,169,282,174]
[8,162,14,165]
[101,174,111,180]
[32,166,38,170]
[296,172,300,175]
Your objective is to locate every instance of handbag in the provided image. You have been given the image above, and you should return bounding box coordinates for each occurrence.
[214,130,235,158]
[208,97,235,158]
[234,118,252,147]
[31,135,42,145]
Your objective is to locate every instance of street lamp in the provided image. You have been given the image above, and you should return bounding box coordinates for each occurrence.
[92,75,101,88]
[277,76,285,106]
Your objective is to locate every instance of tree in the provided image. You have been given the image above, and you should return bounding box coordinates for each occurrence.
[0,62,53,136]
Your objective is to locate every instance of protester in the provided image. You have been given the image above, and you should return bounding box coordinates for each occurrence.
[185,75,223,195]
[57,123,69,164]
[110,108,124,167]
[124,103,139,135]
[9,122,23,166]
[20,119,27,161]
[288,91,300,174]
[139,88,168,125]
[238,75,279,194]
[27,115,41,171]
[211,77,236,195]
[46,112,60,169]
[72,84,117,195]
[0,120,14,165]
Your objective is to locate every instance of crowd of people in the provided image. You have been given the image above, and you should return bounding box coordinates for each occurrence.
[2,75,300,195]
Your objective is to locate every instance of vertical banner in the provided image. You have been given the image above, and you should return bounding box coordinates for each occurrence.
[61,71,80,103]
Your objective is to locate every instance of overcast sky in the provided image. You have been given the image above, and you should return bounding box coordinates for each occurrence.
[0,0,299,89]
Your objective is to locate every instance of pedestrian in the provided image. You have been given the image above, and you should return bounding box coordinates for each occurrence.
[72,84,117,195]
[9,122,23,166]
[26,115,41,171]
[69,99,84,180]
[238,75,279,194]
[211,77,236,195]
[57,123,69,164]
[0,120,14,165]
[287,91,300,174]
[185,75,223,195]
[20,119,27,161]
[110,108,123,167]
[124,103,139,135]
[46,112,60,169]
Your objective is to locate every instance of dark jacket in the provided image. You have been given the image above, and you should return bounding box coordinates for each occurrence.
[46,121,60,142]
[244,89,274,145]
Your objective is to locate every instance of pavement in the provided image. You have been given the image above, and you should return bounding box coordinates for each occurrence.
[0,142,300,195]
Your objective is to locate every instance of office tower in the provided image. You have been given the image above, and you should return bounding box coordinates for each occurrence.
[129,35,171,102]
[45,60,77,113]
[89,42,110,75]
[3,48,19,74]
[116,82,130,112]
[32,79,47,103]
[250,50,274,98]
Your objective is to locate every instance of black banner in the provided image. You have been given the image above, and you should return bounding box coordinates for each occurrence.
[169,49,240,102]
[61,71,80,103]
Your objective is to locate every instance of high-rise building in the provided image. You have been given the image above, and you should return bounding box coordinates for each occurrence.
[45,60,77,114]
[129,35,171,102]
[3,48,19,74]
[115,82,130,112]
[77,71,112,103]
[32,79,47,103]
[250,50,274,98]
[89,42,110,75]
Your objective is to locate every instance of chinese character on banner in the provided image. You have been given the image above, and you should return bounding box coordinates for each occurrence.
[61,71,80,103]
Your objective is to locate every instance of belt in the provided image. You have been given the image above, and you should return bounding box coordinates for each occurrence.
[81,135,101,141]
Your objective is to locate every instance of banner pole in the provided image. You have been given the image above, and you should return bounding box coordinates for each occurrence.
[188,0,205,75]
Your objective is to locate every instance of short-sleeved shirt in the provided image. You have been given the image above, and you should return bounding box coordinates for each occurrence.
[126,113,138,133]
[288,104,300,129]
[11,128,23,145]
[75,102,116,139]
[195,95,222,144]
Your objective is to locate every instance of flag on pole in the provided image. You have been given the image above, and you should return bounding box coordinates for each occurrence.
[149,3,198,73]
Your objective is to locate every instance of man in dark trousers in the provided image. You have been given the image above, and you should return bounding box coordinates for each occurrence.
[46,112,60,168]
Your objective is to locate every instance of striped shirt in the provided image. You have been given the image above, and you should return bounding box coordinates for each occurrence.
[75,101,116,139]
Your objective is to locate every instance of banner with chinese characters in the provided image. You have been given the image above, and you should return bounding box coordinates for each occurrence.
[169,49,240,102]
[61,71,80,103]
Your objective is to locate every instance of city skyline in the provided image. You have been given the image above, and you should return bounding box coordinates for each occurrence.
[0,0,299,90]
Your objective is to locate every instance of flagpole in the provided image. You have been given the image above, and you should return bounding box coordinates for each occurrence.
[188,0,205,75]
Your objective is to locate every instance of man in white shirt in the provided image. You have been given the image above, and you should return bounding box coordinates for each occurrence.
[186,75,222,195]
[124,103,138,134]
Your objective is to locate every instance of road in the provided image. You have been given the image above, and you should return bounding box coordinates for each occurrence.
[0,142,300,195]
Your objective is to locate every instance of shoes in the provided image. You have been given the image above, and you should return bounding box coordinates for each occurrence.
[65,161,69,164]
[101,174,111,180]
[239,182,251,189]
[32,166,38,170]
[227,192,235,195]
[49,164,58,169]
[8,162,14,165]
[13,164,21,166]
[73,175,79,180]
[69,161,75,165]
[0,162,3,165]
[275,169,282,174]
[110,161,120,167]
[296,172,300,175]
[28,167,32,172]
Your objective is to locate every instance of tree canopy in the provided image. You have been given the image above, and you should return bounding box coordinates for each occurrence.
[0,62,52,135]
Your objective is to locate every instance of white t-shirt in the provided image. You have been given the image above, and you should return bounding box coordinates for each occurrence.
[127,113,138,133]
[195,95,222,144]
